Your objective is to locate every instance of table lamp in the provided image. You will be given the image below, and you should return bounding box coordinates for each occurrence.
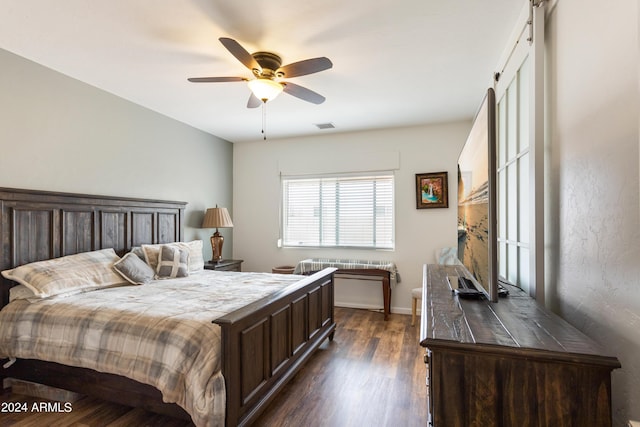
[201,206,233,262]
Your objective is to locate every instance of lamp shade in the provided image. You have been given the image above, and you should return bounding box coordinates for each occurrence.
[202,207,233,229]
[248,78,283,102]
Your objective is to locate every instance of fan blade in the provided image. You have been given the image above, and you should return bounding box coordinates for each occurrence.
[219,37,262,72]
[187,77,247,83]
[282,82,326,104]
[247,93,262,108]
[277,57,332,78]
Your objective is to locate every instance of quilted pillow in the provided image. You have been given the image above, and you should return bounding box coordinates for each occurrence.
[1,248,127,299]
[113,252,156,285]
[155,245,189,279]
[142,240,204,273]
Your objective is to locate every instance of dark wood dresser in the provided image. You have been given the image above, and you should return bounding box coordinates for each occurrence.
[419,264,620,427]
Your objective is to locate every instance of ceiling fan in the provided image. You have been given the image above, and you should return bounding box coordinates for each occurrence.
[188,37,333,108]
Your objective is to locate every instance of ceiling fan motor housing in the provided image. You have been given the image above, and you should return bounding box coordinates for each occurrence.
[252,51,283,78]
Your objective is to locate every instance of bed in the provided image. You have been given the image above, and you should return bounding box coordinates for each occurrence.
[0,187,336,427]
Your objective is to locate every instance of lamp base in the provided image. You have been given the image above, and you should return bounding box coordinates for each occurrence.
[210,230,224,262]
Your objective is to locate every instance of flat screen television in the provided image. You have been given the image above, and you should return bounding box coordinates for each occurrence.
[457,88,498,302]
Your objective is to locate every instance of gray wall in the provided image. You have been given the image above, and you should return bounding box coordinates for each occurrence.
[0,48,234,261]
[546,0,639,424]
[232,122,470,314]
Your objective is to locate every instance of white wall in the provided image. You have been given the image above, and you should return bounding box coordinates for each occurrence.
[0,49,234,261]
[546,0,640,424]
[233,122,469,313]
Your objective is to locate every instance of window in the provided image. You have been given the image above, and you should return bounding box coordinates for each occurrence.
[280,173,394,249]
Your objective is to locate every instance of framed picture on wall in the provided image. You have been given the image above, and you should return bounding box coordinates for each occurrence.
[416,172,448,209]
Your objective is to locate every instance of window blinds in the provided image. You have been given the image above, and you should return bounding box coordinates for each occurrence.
[281,173,394,249]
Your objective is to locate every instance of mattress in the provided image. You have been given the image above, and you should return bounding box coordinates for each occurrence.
[0,270,304,427]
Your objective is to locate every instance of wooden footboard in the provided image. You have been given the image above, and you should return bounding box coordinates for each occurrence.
[215,268,336,427]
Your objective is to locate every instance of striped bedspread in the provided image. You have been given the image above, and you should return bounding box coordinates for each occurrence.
[0,270,304,427]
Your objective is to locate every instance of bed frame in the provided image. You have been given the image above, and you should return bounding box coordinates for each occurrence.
[0,187,336,427]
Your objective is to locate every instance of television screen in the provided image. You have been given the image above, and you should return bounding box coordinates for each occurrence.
[457,88,498,302]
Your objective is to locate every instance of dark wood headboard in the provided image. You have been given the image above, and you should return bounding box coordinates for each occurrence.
[0,187,186,306]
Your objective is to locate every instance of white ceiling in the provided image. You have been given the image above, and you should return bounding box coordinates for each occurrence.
[0,1,522,143]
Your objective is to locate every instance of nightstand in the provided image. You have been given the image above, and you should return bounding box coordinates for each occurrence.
[204,259,243,272]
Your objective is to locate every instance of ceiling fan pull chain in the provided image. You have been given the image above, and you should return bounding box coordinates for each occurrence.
[262,101,267,140]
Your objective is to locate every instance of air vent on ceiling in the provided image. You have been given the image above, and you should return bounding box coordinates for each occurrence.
[314,122,335,130]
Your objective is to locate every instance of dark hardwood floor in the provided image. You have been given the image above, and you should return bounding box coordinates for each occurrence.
[0,307,427,427]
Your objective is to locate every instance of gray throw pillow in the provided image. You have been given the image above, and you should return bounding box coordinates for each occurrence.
[113,252,156,285]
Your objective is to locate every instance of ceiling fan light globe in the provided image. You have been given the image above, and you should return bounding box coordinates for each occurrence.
[248,79,283,102]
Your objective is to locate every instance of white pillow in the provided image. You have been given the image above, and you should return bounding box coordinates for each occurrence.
[141,240,204,273]
[1,248,127,299]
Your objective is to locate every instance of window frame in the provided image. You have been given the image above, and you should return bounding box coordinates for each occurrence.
[494,0,545,300]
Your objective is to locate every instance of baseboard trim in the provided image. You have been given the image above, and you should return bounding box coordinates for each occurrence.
[335,302,413,316]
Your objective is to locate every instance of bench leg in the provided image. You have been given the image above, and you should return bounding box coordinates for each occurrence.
[382,274,391,321]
